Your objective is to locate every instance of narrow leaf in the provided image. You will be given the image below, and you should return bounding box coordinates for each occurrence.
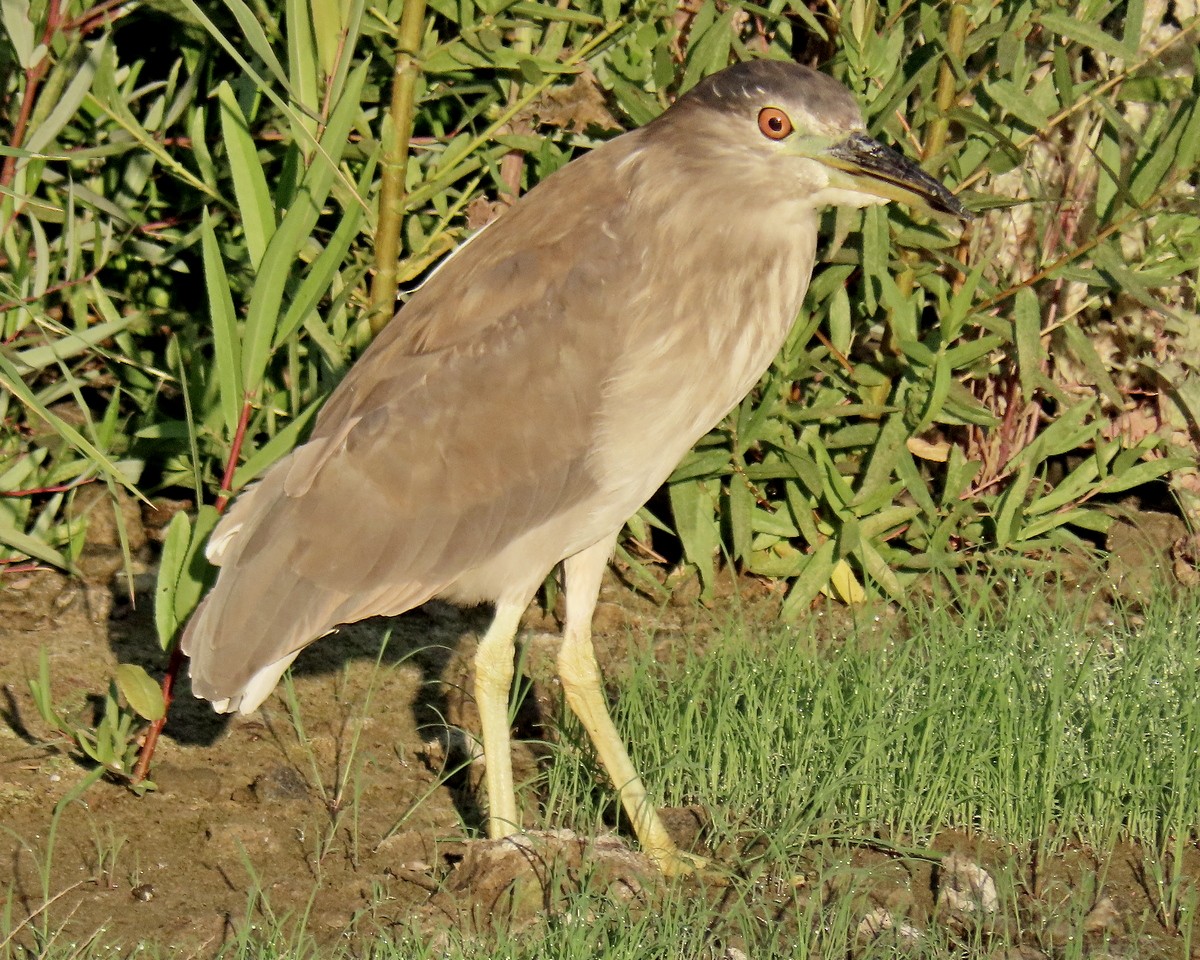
[201,208,244,436]
[155,512,191,648]
[241,61,368,395]
[1013,287,1043,403]
[217,81,275,267]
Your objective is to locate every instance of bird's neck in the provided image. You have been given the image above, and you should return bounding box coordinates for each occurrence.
[618,137,819,370]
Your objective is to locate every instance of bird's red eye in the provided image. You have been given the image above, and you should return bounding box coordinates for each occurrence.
[758,107,793,140]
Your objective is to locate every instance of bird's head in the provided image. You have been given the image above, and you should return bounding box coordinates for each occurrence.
[661,60,971,222]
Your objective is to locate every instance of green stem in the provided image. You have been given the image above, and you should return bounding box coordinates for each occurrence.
[368,0,428,336]
[924,0,968,161]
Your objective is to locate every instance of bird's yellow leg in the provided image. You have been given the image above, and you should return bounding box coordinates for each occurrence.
[474,598,526,839]
[559,539,708,878]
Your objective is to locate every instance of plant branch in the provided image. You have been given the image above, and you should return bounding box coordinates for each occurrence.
[367,0,428,336]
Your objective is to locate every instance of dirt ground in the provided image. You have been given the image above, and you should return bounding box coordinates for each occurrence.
[1,498,1197,957]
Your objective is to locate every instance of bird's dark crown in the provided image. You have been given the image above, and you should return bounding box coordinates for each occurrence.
[676,60,862,133]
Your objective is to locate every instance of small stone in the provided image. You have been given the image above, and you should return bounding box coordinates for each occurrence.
[936,851,998,916]
[251,765,309,803]
[987,947,1047,959]
[131,883,154,902]
[143,497,193,542]
[591,600,628,634]
[444,829,660,931]
[856,906,923,944]
[376,829,439,876]
[656,804,709,854]
[858,906,894,938]
[1084,895,1121,934]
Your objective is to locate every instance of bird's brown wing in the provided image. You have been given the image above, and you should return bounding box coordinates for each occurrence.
[183,143,639,702]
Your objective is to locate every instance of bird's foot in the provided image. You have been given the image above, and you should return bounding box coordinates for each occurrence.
[650,846,729,885]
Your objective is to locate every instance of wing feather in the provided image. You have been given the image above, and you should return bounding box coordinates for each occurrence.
[183,135,645,702]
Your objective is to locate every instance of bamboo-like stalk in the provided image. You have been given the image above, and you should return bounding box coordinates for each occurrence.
[367,0,428,336]
[924,0,968,162]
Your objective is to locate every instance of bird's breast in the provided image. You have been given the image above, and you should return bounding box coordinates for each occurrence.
[583,228,816,532]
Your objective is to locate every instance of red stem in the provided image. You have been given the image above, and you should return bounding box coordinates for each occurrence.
[1,0,62,189]
[131,645,183,783]
[133,398,252,783]
[1,477,96,497]
[215,400,253,513]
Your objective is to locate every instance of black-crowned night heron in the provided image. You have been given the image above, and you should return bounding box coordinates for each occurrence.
[183,60,969,876]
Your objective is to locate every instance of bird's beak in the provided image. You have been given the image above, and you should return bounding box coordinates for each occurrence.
[822,132,971,221]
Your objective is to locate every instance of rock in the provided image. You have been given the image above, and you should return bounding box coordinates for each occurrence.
[76,544,125,585]
[856,906,923,943]
[591,600,629,634]
[375,829,440,878]
[1083,894,1121,935]
[438,830,660,933]
[142,497,193,543]
[656,804,710,854]
[74,484,147,552]
[1106,509,1187,598]
[251,765,310,803]
[936,851,999,916]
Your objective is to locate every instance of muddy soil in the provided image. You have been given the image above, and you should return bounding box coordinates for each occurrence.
[0,500,1196,957]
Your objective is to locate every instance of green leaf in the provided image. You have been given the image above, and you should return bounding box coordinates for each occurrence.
[851,536,905,601]
[0,509,72,570]
[156,512,191,648]
[240,60,368,396]
[114,664,166,722]
[273,156,376,348]
[859,505,921,540]
[681,8,734,92]
[201,208,244,436]
[727,475,754,561]
[232,398,324,488]
[1013,287,1043,403]
[915,352,953,434]
[781,540,836,619]
[1090,242,1179,321]
[606,74,658,126]
[0,354,144,502]
[1,0,35,68]
[1061,322,1125,409]
[285,0,320,150]
[855,413,908,506]
[1027,456,1100,516]
[508,2,604,24]
[202,0,290,91]
[1007,401,1094,471]
[217,81,275,268]
[1095,456,1188,497]
[994,462,1033,549]
[174,505,220,631]
[1039,12,1134,60]
[26,38,108,156]
[9,318,135,375]
[669,479,722,600]
[1020,506,1108,541]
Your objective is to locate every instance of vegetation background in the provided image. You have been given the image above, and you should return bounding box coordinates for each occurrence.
[1,0,1198,745]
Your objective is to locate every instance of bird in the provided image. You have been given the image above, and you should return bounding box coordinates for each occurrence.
[182,59,970,877]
